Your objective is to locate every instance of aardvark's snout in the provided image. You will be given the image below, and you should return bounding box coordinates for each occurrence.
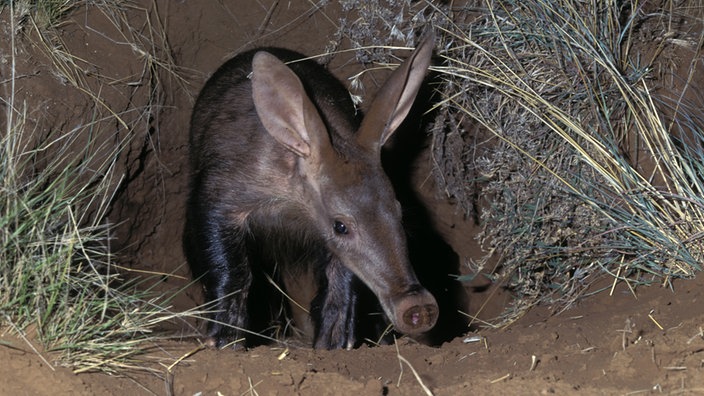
[391,287,438,335]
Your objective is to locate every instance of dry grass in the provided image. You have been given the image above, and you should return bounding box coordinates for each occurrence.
[0,0,195,374]
[430,0,704,324]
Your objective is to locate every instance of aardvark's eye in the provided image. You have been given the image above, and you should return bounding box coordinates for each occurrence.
[333,220,348,235]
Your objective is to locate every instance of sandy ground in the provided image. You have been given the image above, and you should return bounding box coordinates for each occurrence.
[2,275,703,395]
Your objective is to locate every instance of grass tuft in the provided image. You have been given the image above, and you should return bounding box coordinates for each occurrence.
[1,0,193,373]
[2,0,74,28]
[430,0,704,323]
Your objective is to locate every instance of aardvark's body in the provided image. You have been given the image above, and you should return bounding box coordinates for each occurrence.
[184,34,438,349]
